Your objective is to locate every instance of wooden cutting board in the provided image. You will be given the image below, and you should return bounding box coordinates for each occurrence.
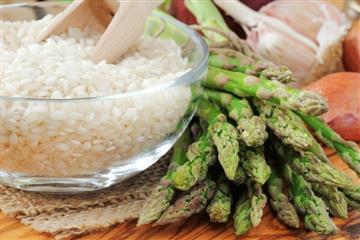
[1,146,359,240]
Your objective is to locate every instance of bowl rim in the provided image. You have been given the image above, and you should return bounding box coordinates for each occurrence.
[0,2,208,102]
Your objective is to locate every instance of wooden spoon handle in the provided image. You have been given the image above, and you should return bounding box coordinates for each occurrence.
[37,1,92,42]
[91,0,162,64]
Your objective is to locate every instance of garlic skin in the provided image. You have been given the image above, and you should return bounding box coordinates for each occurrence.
[215,0,350,86]
[259,0,349,86]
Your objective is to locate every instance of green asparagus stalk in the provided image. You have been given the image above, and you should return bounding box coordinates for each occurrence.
[242,147,271,185]
[206,173,233,223]
[312,184,348,218]
[209,48,295,84]
[267,165,300,228]
[155,178,216,225]
[233,181,267,235]
[342,187,360,210]
[171,132,216,191]
[254,100,328,162]
[204,89,268,146]
[295,111,360,176]
[185,0,229,43]
[197,98,240,180]
[138,129,192,225]
[283,164,338,234]
[273,138,354,190]
[234,164,247,185]
[203,66,328,116]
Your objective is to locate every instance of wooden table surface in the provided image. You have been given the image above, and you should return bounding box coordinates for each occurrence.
[1,147,359,240]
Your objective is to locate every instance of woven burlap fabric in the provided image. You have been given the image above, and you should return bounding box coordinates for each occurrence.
[0,155,170,239]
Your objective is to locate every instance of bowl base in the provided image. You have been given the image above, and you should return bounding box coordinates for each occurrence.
[0,136,176,193]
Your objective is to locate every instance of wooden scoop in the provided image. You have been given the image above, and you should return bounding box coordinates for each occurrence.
[37,0,161,64]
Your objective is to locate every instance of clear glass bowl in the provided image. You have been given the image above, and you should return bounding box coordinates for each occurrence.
[0,2,208,192]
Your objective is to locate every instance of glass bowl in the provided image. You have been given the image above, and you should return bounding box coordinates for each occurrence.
[0,2,208,192]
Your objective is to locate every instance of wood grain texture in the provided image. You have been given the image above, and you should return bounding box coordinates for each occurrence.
[1,146,359,240]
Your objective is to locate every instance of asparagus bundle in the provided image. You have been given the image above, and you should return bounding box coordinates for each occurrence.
[137,1,360,237]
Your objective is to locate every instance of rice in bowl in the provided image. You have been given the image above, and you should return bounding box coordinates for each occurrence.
[0,16,192,176]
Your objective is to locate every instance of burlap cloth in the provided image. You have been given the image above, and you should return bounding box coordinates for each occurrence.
[0,155,170,239]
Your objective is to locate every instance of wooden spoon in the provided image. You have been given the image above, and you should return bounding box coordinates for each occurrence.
[37,0,161,64]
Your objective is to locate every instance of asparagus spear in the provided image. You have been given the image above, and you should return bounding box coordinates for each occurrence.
[197,98,240,180]
[312,183,348,218]
[267,165,300,228]
[185,0,229,43]
[138,129,192,225]
[234,164,247,185]
[242,147,271,185]
[209,48,295,84]
[273,138,354,190]
[204,89,268,146]
[206,173,233,223]
[171,132,216,191]
[283,164,338,234]
[342,187,360,210]
[203,66,328,116]
[295,111,360,176]
[233,181,267,235]
[155,178,216,225]
[254,100,328,162]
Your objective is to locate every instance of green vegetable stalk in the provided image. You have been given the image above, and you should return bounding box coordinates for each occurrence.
[197,98,240,180]
[209,48,295,84]
[204,89,268,147]
[295,111,360,176]
[171,132,216,191]
[206,173,233,223]
[267,164,300,228]
[283,164,338,234]
[138,129,192,225]
[155,178,216,225]
[203,66,328,116]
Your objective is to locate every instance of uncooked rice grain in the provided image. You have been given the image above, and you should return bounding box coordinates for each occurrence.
[0,16,192,176]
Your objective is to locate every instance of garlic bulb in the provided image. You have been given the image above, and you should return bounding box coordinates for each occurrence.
[214,0,350,86]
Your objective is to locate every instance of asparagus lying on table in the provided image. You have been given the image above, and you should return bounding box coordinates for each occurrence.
[342,187,360,210]
[206,172,233,223]
[137,129,192,225]
[233,180,267,236]
[203,66,328,116]
[204,89,268,147]
[155,178,216,225]
[312,183,348,218]
[171,132,216,191]
[242,147,271,185]
[295,111,360,176]
[273,138,354,190]
[209,48,295,84]
[343,189,360,210]
[234,163,247,185]
[254,100,328,163]
[267,164,300,228]
[283,164,338,234]
[197,98,240,180]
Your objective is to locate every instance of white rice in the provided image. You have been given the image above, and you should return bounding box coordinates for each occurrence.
[0,16,192,176]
